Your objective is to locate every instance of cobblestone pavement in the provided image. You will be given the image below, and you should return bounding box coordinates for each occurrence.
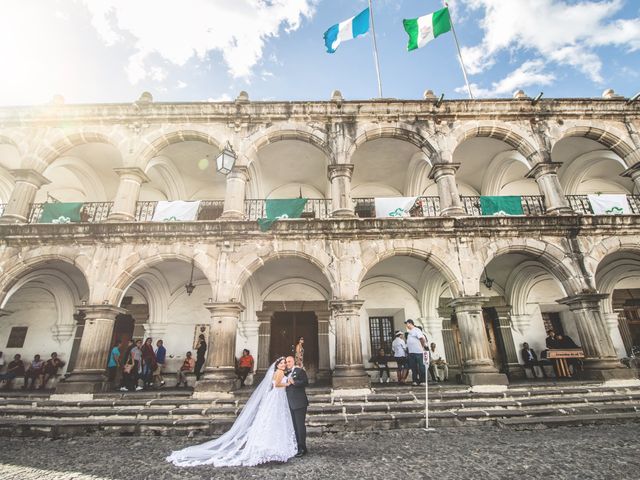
[0,424,638,480]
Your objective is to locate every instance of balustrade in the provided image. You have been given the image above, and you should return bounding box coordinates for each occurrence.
[244,199,332,220]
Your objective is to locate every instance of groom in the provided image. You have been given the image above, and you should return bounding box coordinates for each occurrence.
[285,355,309,457]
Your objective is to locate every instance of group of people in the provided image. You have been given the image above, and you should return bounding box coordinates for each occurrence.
[108,338,167,391]
[520,329,584,379]
[369,319,448,386]
[0,352,65,390]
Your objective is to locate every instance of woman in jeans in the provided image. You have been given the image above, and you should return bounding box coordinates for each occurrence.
[141,337,158,389]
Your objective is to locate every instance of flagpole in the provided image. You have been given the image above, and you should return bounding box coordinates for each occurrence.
[444,2,474,99]
[368,0,383,98]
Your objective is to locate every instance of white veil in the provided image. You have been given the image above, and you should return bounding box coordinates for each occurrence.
[166,359,281,467]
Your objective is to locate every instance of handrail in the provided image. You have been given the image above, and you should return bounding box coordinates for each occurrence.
[244,198,332,220]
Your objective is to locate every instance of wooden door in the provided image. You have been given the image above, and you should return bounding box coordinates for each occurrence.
[482,308,503,370]
[270,311,318,381]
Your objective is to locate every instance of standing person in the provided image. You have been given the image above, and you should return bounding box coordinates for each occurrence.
[141,337,157,389]
[0,352,5,372]
[167,357,298,467]
[294,337,305,368]
[176,352,195,387]
[154,339,166,387]
[42,352,65,389]
[285,355,309,457]
[237,349,254,387]
[0,354,25,390]
[107,343,121,386]
[195,334,207,381]
[405,319,427,386]
[129,339,144,391]
[369,347,391,383]
[392,330,409,384]
[119,339,134,391]
[23,354,45,390]
[429,343,448,382]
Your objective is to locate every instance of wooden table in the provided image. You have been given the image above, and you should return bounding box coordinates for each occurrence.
[547,349,585,377]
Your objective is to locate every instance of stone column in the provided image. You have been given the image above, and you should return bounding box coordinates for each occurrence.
[494,306,526,380]
[221,166,249,219]
[316,309,331,381]
[107,168,149,222]
[557,294,634,381]
[526,163,573,215]
[0,169,50,224]
[450,297,508,385]
[603,312,628,359]
[328,164,355,217]
[621,162,640,194]
[255,311,272,380]
[439,305,461,374]
[196,302,245,392]
[56,304,126,393]
[428,164,465,217]
[329,299,370,389]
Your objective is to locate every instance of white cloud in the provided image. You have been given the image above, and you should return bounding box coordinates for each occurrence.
[79,0,316,83]
[459,0,640,82]
[456,60,556,98]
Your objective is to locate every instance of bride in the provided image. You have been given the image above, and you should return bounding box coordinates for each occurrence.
[166,356,298,467]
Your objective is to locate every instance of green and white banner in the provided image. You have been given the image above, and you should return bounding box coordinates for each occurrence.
[403,7,452,51]
[588,194,630,215]
[39,202,84,223]
[258,198,308,231]
[151,201,201,222]
[480,196,524,216]
[375,197,418,218]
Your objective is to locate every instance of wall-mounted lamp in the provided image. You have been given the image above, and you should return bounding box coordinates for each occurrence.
[481,267,494,290]
[185,260,196,296]
[216,141,237,175]
[531,92,544,106]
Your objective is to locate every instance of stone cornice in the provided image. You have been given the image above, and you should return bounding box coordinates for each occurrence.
[0,98,637,127]
[1,215,640,245]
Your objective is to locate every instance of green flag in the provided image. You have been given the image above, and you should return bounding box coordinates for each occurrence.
[39,202,84,223]
[258,198,308,231]
[480,196,524,216]
[403,7,452,51]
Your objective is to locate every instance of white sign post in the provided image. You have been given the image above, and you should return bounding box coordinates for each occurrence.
[423,350,435,432]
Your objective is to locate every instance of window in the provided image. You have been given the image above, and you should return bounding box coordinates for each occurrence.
[369,317,394,355]
[6,326,28,348]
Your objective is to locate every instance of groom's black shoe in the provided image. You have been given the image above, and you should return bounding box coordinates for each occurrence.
[295,449,307,458]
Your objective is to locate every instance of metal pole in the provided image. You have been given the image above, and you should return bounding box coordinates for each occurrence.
[423,350,435,431]
[368,0,383,98]
[444,2,474,99]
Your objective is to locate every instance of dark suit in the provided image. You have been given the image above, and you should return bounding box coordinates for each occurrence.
[285,366,309,453]
[521,348,547,378]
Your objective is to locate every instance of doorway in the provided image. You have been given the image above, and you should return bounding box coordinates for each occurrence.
[270,311,318,381]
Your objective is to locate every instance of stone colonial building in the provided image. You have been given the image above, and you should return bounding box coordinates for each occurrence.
[0,91,639,392]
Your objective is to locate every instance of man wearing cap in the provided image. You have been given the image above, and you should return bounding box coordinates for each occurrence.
[405,319,427,386]
[391,330,409,384]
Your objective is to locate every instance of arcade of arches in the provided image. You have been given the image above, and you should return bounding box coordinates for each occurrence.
[0,97,639,392]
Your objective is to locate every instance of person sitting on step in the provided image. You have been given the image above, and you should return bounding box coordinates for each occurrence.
[369,347,391,383]
[177,351,195,388]
[521,342,548,379]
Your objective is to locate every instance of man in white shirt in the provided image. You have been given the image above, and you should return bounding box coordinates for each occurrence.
[405,319,427,386]
[391,331,409,384]
[428,342,448,382]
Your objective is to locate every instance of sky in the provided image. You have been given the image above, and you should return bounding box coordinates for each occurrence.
[0,0,638,106]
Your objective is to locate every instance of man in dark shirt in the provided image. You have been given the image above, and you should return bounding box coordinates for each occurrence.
[24,354,44,390]
[42,352,65,389]
[545,330,558,349]
[195,334,206,381]
[520,343,548,379]
[154,339,167,387]
[0,354,25,390]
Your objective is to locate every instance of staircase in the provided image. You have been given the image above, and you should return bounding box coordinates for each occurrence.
[1,381,639,438]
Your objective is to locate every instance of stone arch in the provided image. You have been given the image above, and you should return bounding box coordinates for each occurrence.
[136,129,223,171]
[348,124,439,163]
[596,257,640,314]
[560,150,629,194]
[357,248,462,299]
[481,150,534,196]
[230,250,336,302]
[144,156,187,200]
[450,122,541,164]
[107,253,214,306]
[584,240,640,282]
[43,156,109,201]
[262,278,330,301]
[478,239,582,297]
[555,125,638,167]
[243,126,332,166]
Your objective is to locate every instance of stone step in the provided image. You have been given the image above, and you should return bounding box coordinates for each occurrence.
[496,411,640,427]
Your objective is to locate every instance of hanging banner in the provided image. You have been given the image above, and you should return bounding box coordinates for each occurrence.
[258,198,308,231]
[480,196,524,216]
[587,194,630,215]
[39,202,84,223]
[374,197,418,218]
[151,201,201,222]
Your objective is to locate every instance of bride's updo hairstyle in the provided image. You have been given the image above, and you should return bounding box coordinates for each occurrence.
[274,357,286,369]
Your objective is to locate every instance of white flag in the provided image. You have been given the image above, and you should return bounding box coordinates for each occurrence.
[374,197,418,218]
[151,201,201,222]
[587,195,630,215]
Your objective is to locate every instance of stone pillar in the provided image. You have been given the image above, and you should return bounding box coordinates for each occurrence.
[329,299,370,389]
[439,305,461,373]
[328,164,355,217]
[494,306,526,380]
[0,169,50,224]
[56,304,126,393]
[557,294,635,381]
[107,168,149,222]
[196,302,245,392]
[603,312,628,359]
[255,311,272,380]
[526,163,573,215]
[317,309,331,381]
[221,166,249,219]
[621,162,640,194]
[450,297,508,385]
[428,163,465,217]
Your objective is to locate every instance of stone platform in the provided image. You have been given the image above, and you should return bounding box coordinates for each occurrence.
[1,381,639,438]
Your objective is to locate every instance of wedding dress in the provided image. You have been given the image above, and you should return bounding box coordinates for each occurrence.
[166,360,298,467]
